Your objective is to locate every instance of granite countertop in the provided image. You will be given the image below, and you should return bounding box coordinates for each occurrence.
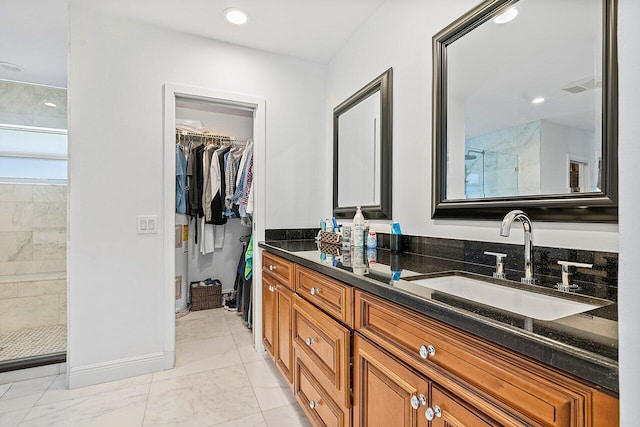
[259,239,619,393]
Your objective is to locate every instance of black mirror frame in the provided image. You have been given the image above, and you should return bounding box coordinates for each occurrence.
[333,68,393,220]
[432,0,618,223]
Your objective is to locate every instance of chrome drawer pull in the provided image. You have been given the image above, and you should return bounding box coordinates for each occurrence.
[425,405,442,421]
[410,394,427,410]
[269,265,277,271]
[309,400,320,409]
[419,344,436,359]
[268,285,276,293]
[305,337,316,346]
[310,287,321,295]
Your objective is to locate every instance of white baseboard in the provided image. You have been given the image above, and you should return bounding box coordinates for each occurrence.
[68,352,166,389]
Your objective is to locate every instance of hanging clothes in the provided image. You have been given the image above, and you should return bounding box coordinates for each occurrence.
[244,234,253,280]
[176,144,187,214]
[202,144,216,222]
[210,146,230,225]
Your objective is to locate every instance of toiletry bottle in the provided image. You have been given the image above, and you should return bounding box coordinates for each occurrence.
[366,230,377,249]
[353,207,365,248]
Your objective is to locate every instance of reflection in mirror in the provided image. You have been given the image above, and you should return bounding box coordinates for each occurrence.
[432,0,617,222]
[338,91,381,207]
[333,68,392,220]
[447,0,602,200]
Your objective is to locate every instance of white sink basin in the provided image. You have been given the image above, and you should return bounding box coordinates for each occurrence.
[409,275,602,321]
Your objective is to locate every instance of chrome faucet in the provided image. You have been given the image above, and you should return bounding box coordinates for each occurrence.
[500,210,535,285]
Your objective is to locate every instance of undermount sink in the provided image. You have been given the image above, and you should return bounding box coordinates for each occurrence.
[407,274,606,321]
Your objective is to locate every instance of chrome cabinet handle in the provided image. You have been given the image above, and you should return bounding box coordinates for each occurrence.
[305,337,315,346]
[419,344,436,359]
[310,287,321,295]
[269,265,277,271]
[268,285,276,293]
[309,400,319,409]
[410,394,427,410]
[425,405,442,421]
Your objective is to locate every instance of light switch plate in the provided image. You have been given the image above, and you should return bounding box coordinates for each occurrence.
[137,215,159,234]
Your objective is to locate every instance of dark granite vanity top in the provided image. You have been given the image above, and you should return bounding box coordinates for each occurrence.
[259,239,619,393]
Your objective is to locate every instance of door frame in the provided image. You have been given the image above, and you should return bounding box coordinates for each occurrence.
[162,83,266,369]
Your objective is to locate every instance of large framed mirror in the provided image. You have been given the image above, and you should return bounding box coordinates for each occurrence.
[333,68,392,219]
[432,0,617,222]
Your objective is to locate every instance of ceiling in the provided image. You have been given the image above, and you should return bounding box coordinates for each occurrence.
[447,0,603,138]
[0,0,385,88]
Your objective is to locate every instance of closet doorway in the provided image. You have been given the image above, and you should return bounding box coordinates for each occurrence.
[163,84,266,370]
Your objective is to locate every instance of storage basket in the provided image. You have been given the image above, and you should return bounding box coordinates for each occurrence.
[317,230,342,244]
[190,282,222,311]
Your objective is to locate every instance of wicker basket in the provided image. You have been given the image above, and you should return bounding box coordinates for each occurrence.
[318,230,342,244]
[191,282,222,311]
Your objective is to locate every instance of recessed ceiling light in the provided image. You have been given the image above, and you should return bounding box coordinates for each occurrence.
[494,8,518,24]
[223,8,249,25]
[44,102,57,108]
[0,61,23,72]
[532,97,545,104]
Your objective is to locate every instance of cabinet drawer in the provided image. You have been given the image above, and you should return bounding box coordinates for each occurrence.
[293,294,351,408]
[355,290,594,427]
[295,356,350,427]
[263,252,293,288]
[430,385,498,427]
[295,265,354,327]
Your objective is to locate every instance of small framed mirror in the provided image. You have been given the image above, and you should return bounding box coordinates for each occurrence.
[432,0,618,222]
[333,68,392,220]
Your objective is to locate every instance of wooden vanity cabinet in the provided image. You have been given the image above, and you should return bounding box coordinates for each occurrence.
[262,254,295,385]
[260,250,619,427]
[353,333,497,427]
[354,290,619,427]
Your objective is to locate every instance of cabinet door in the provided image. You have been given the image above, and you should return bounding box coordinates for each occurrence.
[275,283,294,384]
[262,273,276,358]
[429,385,497,427]
[353,334,429,427]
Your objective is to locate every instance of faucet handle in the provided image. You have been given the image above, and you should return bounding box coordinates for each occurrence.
[484,251,507,279]
[556,260,592,292]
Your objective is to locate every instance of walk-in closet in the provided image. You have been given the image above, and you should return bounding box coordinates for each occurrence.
[174,97,255,331]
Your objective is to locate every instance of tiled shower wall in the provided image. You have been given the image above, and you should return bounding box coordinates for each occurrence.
[0,184,67,332]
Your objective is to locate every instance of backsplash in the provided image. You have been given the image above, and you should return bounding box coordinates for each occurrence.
[265,228,618,318]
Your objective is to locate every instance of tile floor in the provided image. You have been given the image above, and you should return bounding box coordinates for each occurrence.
[0,308,311,426]
[0,325,66,362]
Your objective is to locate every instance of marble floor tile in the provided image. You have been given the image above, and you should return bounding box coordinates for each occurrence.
[213,412,266,427]
[225,313,251,336]
[20,383,149,427]
[144,365,261,427]
[0,364,61,384]
[0,408,29,427]
[243,359,296,411]
[262,403,311,427]
[37,373,152,405]
[236,341,269,365]
[0,375,57,415]
[153,335,242,382]
[175,311,231,343]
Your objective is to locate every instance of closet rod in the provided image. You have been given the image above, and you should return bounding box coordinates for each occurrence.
[175,129,251,143]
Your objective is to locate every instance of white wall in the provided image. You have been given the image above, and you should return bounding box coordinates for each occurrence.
[326,0,618,252]
[618,0,640,423]
[68,4,326,386]
[540,120,596,194]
